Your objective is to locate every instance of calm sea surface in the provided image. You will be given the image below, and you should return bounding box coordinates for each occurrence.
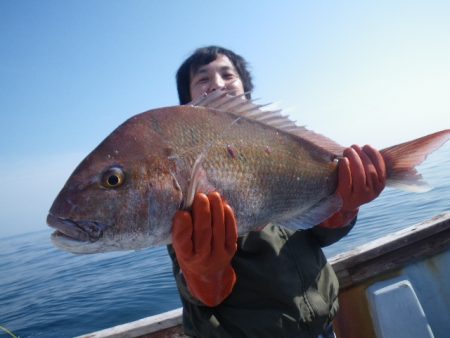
[1,144,449,338]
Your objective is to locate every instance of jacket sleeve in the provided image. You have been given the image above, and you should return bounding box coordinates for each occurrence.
[307,216,357,247]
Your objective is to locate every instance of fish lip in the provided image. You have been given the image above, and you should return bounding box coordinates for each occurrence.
[46,213,108,243]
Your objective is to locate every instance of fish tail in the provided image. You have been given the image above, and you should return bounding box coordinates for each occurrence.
[380,129,450,192]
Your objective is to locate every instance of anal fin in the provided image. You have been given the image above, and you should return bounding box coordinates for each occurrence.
[278,194,343,230]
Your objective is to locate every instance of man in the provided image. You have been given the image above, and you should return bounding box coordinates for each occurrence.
[168,46,385,337]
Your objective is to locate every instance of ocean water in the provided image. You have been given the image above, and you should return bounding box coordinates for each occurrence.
[1,144,449,338]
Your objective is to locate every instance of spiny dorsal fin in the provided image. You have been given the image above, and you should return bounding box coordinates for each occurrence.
[189,90,345,156]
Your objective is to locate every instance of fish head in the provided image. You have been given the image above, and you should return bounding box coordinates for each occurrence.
[47,111,184,254]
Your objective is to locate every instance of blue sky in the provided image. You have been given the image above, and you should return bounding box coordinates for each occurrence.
[1,1,449,237]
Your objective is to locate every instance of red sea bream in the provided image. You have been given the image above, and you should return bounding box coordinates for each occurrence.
[47,92,450,254]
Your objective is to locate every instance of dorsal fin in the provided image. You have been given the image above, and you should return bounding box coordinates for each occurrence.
[189,90,345,156]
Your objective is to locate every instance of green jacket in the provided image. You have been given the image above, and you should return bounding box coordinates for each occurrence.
[167,221,354,338]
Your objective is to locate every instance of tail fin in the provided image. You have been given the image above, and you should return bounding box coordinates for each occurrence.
[381,130,450,192]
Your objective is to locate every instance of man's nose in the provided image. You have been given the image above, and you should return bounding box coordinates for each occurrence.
[208,74,225,92]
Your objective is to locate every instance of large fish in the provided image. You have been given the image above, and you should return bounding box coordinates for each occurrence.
[47,91,450,254]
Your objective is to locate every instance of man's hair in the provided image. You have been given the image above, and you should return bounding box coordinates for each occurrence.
[176,46,253,104]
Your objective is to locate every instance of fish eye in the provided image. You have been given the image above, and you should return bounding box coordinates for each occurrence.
[101,167,125,189]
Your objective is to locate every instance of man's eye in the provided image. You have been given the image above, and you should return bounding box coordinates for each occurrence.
[223,73,235,80]
[197,77,209,84]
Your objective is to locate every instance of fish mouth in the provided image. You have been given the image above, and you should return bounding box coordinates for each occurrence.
[47,214,109,243]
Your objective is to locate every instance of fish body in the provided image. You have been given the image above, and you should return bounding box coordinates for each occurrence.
[47,93,450,254]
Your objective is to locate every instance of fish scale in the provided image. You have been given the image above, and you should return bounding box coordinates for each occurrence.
[169,109,339,233]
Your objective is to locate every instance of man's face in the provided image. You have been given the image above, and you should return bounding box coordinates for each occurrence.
[189,54,245,101]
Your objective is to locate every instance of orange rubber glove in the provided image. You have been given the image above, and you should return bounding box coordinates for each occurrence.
[321,145,387,228]
[172,192,238,307]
